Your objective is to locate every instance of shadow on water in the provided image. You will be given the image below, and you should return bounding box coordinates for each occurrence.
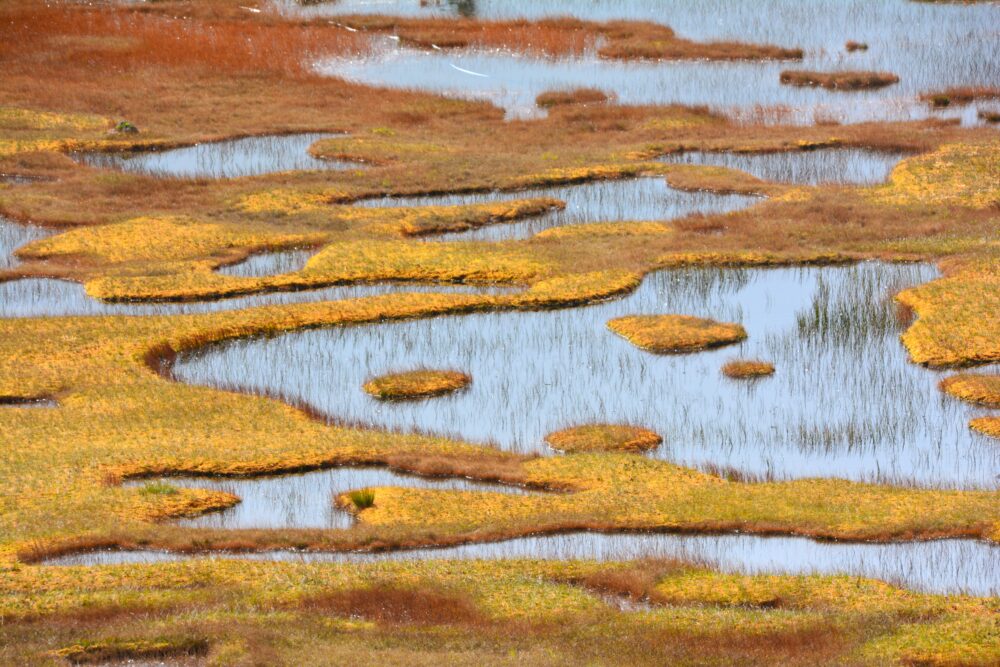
[174,262,999,488]
[357,176,759,242]
[71,133,359,179]
[41,532,1000,596]
[125,468,533,530]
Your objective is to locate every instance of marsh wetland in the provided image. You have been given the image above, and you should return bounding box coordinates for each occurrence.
[1,0,998,664]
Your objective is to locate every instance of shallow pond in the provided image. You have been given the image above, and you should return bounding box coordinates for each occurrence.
[41,532,999,596]
[301,0,999,124]
[320,36,997,124]
[72,133,358,179]
[174,262,999,488]
[358,176,759,241]
[126,467,533,530]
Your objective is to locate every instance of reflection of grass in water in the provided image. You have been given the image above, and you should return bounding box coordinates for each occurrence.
[795,265,924,346]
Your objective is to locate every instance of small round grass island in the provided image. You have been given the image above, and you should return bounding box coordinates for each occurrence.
[545,424,663,453]
[722,360,776,379]
[607,315,747,353]
[363,369,471,401]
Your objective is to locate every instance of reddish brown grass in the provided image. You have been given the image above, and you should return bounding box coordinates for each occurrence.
[0,4,366,78]
[780,70,900,91]
[301,586,482,626]
[536,88,610,108]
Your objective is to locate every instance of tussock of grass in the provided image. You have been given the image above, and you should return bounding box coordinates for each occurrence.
[347,488,376,510]
[721,360,775,379]
[363,369,471,401]
[607,314,747,353]
[544,424,662,453]
[536,88,610,108]
[844,41,868,52]
[779,70,900,91]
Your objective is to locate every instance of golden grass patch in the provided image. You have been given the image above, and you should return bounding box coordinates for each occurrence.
[722,360,775,379]
[940,373,1000,408]
[608,314,747,353]
[970,416,1000,439]
[363,369,471,401]
[544,424,663,453]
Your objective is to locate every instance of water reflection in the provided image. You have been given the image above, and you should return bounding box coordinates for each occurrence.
[40,532,999,596]
[216,248,317,278]
[357,176,758,241]
[320,39,995,124]
[174,263,999,488]
[126,467,533,530]
[72,133,358,179]
[0,279,517,319]
[658,149,905,186]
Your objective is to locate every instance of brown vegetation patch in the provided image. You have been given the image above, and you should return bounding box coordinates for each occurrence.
[301,586,481,626]
[979,110,1000,123]
[544,424,663,453]
[536,88,610,108]
[721,359,775,379]
[363,369,471,401]
[608,315,747,353]
[921,87,1000,107]
[779,70,900,90]
[845,41,868,52]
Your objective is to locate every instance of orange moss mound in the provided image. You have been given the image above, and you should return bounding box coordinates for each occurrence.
[971,416,1000,439]
[722,360,775,379]
[608,315,747,353]
[940,374,1000,408]
[536,88,610,108]
[363,369,471,401]
[779,70,899,91]
[544,424,663,453]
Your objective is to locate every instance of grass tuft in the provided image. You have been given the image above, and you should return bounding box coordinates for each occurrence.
[348,488,376,510]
